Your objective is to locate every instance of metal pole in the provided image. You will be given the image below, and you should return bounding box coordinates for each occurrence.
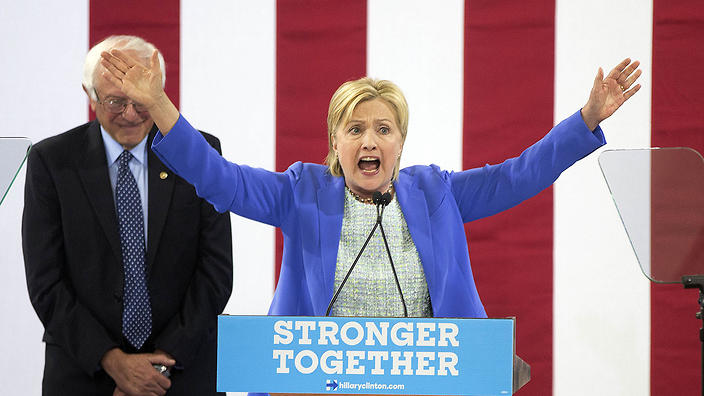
[682,275,704,396]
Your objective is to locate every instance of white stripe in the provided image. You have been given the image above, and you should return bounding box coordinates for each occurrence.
[0,2,89,395]
[180,0,276,317]
[367,0,464,172]
[553,1,653,395]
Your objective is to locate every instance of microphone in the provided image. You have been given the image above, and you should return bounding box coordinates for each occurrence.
[377,192,408,317]
[325,189,407,317]
[381,192,392,206]
[372,191,384,206]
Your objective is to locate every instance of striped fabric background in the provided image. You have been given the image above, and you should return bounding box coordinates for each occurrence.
[1,1,702,395]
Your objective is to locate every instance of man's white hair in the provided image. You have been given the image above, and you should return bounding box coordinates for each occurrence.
[82,35,166,101]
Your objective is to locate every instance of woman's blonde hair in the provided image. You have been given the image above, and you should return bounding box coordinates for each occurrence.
[325,77,409,180]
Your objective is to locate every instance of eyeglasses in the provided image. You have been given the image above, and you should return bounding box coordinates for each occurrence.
[95,91,149,114]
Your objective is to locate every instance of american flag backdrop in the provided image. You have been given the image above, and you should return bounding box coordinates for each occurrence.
[1,1,703,395]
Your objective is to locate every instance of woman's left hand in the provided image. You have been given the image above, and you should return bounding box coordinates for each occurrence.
[581,58,642,130]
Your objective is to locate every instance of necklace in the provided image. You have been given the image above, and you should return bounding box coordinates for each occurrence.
[346,184,394,205]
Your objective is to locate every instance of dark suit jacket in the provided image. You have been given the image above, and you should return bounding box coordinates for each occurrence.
[22,120,232,396]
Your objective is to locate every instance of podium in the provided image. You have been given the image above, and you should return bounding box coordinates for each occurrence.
[0,137,32,207]
[217,315,530,395]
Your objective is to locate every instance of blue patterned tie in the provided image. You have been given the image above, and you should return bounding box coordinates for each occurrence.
[116,150,152,349]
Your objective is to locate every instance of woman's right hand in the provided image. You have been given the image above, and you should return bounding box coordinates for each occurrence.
[100,49,180,134]
[100,49,164,109]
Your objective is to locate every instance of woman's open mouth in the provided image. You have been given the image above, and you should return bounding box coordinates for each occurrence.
[358,157,380,174]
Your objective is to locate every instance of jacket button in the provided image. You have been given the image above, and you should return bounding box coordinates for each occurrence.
[113,292,123,303]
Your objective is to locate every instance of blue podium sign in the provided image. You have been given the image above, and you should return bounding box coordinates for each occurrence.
[217,316,515,395]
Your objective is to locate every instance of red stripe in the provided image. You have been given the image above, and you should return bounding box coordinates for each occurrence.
[90,0,180,110]
[275,0,367,285]
[463,1,555,394]
[651,1,704,394]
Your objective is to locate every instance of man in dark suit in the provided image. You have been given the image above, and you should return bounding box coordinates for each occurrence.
[22,35,232,396]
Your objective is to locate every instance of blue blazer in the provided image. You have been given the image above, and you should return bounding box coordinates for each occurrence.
[153,110,604,319]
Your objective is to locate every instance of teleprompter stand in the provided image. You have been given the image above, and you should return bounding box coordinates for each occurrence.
[682,275,704,396]
[600,147,704,395]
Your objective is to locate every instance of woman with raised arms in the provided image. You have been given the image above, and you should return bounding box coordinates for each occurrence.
[100,50,640,320]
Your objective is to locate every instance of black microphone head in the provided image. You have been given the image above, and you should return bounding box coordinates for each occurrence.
[372,191,383,205]
[381,192,392,206]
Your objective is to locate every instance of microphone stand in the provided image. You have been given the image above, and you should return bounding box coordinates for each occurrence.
[326,191,408,317]
[325,192,385,316]
[378,192,408,317]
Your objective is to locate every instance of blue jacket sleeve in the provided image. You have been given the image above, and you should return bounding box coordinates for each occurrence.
[152,115,294,227]
[451,110,606,222]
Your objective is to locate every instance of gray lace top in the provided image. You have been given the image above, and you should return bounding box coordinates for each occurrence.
[330,188,433,317]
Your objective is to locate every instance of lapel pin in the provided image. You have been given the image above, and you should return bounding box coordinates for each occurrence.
[159,171,168,180]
